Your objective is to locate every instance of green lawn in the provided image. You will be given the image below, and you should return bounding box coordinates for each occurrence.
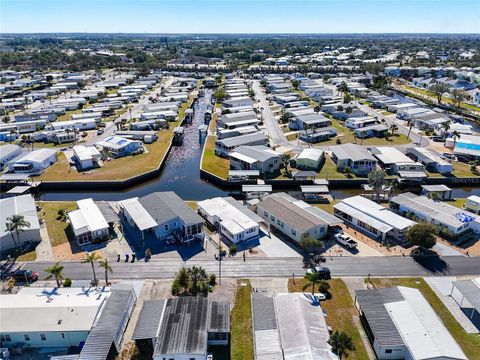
[316,157,360,180]
[17,250,37,261]
[426,162,479,179]
[200,135,229,179]
[185,201,198,211]
[231,280,254,360]
[38,201,77,247]
[288,278,370,360]
[446,198,467,209]
[369,278,480,359]
[313,200,340,213]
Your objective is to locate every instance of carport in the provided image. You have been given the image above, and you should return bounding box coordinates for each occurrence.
[451,279,480,324]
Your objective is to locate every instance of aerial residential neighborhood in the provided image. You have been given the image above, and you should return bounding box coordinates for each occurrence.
[0,1,480,360]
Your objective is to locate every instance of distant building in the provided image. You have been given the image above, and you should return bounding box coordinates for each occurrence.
[355,286,467,360]
[0,144,22,169]
[294,148,324,170]
[330,144,377,175]
[229,145,282,176]
[215,133,268,157]
[73,145,102,170]
[95,136,142,158]
[7,148,57,174]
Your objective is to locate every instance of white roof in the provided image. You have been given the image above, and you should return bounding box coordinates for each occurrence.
[118,197,157,231]
[96,136,139,150]
[0,286,109,333]
[0,194,40,237]
[10,148,56,164]
[467,195,480,204]
[198,197,258,236]
[73,145,101,162]
[336,196,415,232]
[385,287,467,360]
[68,198,109,236]
[372,147,413,165]
[297,148,324,162]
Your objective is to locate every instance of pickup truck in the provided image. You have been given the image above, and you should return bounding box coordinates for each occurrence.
[334,233,358,249]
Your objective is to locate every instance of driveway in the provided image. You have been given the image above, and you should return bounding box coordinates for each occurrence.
[257,231,302,258]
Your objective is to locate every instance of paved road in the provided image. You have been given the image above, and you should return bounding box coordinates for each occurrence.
[252,80,288,146]
[86,76,173,146]
[22,256,480,281]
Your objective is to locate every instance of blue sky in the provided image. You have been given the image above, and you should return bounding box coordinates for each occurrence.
[1,0,479,33]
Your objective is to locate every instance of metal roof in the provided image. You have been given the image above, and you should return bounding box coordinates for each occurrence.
[96,201,120,224]
[300,185,329,193]
[252,293,283,360]
[331,143,376,162]
[217,133,267,148]
[154,297,209,356]
[229,169,260,177]
[242,185,272,192]
[452,279,480,313]
[355,287,405,347]
[421,184,452,192]
[208,301,230,333]
[132,299,165,340]
[78,285,136,360]
[139,191,204,226]
[118,197,157,231]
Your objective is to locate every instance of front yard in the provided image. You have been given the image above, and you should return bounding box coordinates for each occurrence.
[200,135,229,179]
[288,278,370,360]
[230,280,254,360]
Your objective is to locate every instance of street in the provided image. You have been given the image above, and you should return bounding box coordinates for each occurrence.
[23,256,480,281]
[252,80,288,146]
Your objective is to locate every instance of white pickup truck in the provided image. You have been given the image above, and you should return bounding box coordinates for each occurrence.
[334,233,358,249]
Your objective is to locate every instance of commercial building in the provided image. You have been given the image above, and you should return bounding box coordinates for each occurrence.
[390,192,480,236]
[68,198,110,246]
[355,286,467,360]
[252,292,338,360]
[331,144,377,175]
[1,194,41,251]
[132,297,230,360]
[257,193,340,243]
[7,148,57,174]
[197,197,261,243]
[333,196,415,241]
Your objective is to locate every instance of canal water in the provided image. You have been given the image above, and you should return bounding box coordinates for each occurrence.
[40,90,480,202]
[41,89,228,201]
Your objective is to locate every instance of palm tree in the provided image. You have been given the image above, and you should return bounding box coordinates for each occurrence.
[368,169,386,202]
[187,266,208,295]
[406,120,414,140]
[98,258,113,285]
[44,262,65,287]
[6,215,31,251]
[303,271,325,295]
[389,123,398,136]
[450,130,461,149]
[441,122,450,140]
[329,331,355,359]
[82,252,102,286]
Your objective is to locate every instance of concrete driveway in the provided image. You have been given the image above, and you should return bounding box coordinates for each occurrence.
[257,230,302,258]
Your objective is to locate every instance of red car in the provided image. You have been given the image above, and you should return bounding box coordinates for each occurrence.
[11,270,39,282]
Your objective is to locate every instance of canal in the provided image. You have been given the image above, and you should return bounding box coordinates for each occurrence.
[39,90,480,202]
[41,89,228,201]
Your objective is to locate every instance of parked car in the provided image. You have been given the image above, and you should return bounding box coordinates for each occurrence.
[431,136,444,142]
[10,269,39,282]
[306,266,331,279]
[442,152,456,160]
[334,233,358,249]
[97,129,104,135]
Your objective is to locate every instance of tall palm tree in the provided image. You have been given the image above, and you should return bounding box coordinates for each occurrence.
[441,122,450,140]
[44,262,65,287]
[368,169,386,202]
[450,130,461,149]
[406,120,414,140]
[6,215,31,250]
[98,258,113,285]
[303,271,325,295]
[82,252,102,286]
[329,331,355,359]
[389,123,398,136]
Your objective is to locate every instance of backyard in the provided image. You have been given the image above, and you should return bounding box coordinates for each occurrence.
[230,280,254,360]
[200,135,229,179]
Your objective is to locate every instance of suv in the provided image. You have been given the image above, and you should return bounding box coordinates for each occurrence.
[10,269,39,282]
[334,233,358,249]
[306,266,331,279]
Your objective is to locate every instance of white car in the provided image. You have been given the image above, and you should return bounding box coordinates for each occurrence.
[334,233,358,249]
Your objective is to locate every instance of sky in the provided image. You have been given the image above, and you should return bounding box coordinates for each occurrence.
[1,0,479,34]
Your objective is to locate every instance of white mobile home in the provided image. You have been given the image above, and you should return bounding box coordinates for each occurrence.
[68,198,109,245]
[73,145,101,170]
[0,144,22,169]
[7,148,57,174]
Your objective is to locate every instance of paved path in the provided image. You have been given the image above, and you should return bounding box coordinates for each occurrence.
[23,256,480,281]
[252,80,288,146]
[35,223,54,261]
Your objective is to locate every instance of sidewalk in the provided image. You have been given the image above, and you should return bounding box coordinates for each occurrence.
[35,223,54,261]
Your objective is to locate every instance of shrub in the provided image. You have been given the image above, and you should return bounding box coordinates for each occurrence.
[209,274,217,286]
[229,245,237,256]
[63,278,72,287]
